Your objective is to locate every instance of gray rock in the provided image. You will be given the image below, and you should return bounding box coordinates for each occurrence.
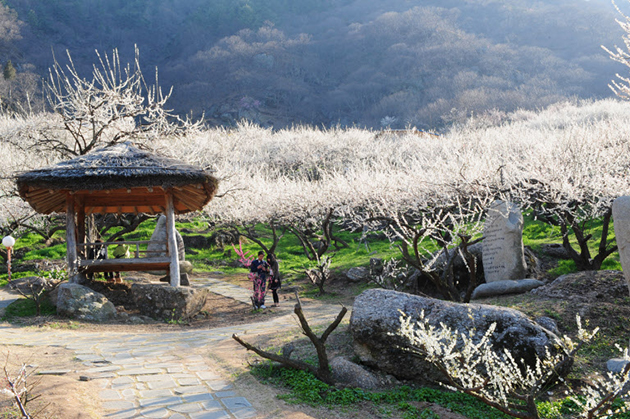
[430,244,539,293]
[607,358,630,373]
[471,279,544,299]
[56,283,116,322]
[180,261,194,274]
[131,283,208,321]
[482,200,527,282]
[116,311,129,321]
[350,289,567,385]
[433,242,483,270]
[346,267,369,283]
[182,235,212,249]
[535,316,560,335]
[48,286,59,306]
[159,261,194,285]
[431,242,484,291]
[541,243,571,259]
[330,357,381,390]
[129,315,146,324]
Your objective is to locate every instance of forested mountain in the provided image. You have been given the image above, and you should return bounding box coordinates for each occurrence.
[0,0,626,129]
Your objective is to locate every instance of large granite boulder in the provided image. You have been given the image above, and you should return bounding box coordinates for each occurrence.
[131,283,208,321]
[56,283,116,322]
[350,289,567,385]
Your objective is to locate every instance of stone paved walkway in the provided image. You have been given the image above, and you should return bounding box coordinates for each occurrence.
[0,287,19,316]
[0,277,348,418]
[191,278,252,305]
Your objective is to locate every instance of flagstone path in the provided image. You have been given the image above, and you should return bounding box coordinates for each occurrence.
[0,278,348,418]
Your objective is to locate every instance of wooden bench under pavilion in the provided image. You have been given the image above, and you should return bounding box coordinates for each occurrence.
[77,240,170,273]
[15,142,218,286]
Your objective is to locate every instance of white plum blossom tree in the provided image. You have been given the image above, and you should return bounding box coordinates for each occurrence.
[40,45,201,158]
[0,47,203,241]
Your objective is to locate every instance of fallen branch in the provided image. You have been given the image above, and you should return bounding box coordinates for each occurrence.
[4,365,31,419]
[232,293,347,385]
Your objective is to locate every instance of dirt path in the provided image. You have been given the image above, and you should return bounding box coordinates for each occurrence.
[0,276,351,419]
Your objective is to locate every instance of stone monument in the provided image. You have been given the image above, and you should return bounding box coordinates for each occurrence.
[482,200,527,282]
[613,196,630,294]
[147,215,189,285]
[147,215,185,260]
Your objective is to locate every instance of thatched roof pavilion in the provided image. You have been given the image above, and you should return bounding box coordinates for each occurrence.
[16,142,219,286]
[17,142,218,215]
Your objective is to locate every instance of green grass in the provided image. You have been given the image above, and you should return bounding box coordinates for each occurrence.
[251,362,630,418]
[0,270,39,286]
[13,231,66,261]
[5,212,622,281]
[1,296,56,320]
[2,211,623,296]
[251,363,508,418]
[184,223,401,277]
[0,212,621,303]
[522,214,621,276]
[21,243,66,260]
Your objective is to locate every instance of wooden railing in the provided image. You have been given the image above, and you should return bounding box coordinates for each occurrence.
[76,240,172,273]
[77,240,169,259]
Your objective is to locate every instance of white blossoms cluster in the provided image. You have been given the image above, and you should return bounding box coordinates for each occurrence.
[398,311,629,419]
[571,343,630,418]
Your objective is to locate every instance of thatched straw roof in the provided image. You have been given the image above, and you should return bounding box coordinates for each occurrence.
[16,142,218,215]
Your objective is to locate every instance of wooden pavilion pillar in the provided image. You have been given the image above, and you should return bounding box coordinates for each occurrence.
[66,194,78,283]
[165,192,180,287]
[76,196,86,257]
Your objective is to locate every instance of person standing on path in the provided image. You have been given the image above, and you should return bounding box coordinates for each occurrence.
[267,254,281,307]
[250,250,269,309]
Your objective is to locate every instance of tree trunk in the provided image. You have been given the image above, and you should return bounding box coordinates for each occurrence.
[232,299,347,386]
